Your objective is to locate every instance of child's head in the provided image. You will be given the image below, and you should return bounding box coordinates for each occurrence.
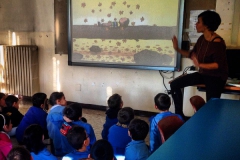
[118,107,134,125]
[63,103,82,121]
[23,124,45,155]
[66,125,90,151]
[0,114,12,132]
[154,93,171,111]
[89,139,114,160]
[128,119,149,141]
[5,95,19,109]
[7,146,32,160]
[32,92,47,108]
[107,94,123,109]
[49,92,66,106]
[0,92,6,107]
[190,95,205,112]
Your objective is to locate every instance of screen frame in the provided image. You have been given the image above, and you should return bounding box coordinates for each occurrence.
[67,0,184,71]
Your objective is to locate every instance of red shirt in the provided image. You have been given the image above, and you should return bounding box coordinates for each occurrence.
[0,132,12,160]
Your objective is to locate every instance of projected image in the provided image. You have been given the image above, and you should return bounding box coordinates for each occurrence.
[70,0,181,68]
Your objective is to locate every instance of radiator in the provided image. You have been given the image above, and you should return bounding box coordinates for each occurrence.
[0,45,39,96]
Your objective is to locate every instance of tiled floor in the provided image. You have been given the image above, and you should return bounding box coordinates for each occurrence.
[12,98,151,147]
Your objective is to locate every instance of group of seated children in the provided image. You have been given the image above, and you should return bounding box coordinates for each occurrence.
[0,91,205,160]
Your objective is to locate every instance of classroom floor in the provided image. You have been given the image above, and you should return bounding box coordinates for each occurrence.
[11,98,151,148]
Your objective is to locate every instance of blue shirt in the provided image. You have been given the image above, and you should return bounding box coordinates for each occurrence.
[125,140,150,160]
[101,116,118,140]
[46,105,73,156]
[71,120,96,148]
[16,106,48,143]
[149,111,183,153]
[62,150,89,160]
[108,124,131,155]
[46,105,96,156]
[31,148,57,160]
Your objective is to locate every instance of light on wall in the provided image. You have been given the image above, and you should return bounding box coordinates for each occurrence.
[12,32,17,45]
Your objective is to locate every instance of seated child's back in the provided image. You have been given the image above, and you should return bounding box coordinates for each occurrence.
[16,92,48,144]
[150,93,183,153]
[52,103,96,156]
[108,107,134,155]
[101,93,123,140]
[46,92,67,156]
[23,124,57,160]
[63,103,96,148]
[125,119,150,160]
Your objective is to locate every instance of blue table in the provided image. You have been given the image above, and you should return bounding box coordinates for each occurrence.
[148,99,240,160]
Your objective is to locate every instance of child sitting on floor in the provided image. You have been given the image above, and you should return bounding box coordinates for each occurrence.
[62,125,90,160]
[101,93,123,140]
[149,93,183,153]
[3,95,24,136]
[16,92,48,144]
[63,103,96,149]
[46,92,67,156]
[125,119,150,160]
[23,124,57,160]
[108,107,134,156]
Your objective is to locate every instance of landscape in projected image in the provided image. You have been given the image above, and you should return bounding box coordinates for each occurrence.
[71,0,179,67]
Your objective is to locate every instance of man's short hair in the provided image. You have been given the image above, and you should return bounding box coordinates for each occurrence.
[154,93,171,111]
[117,107,134,125]
[128,119,149,141]
[66,125,87,150]
[90,139,114,160]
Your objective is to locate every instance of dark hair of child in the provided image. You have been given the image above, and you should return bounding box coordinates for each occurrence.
[23,124,45,155]
[128,119,149,141]
[63,103,82,121]
[48,92,64,106]
[0,92,6,109]
[5,95,19,107]
[90,139,114,160]
[0,92,6,100]
[32,92,47,108]
[7,146,32,160]
[198,10,221,31]
[117,107,134,125]
[0,114,11,132]
[154,93,171,111]
[107,94,122,109]
[190,95,206,111]
[66,125,88,150]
